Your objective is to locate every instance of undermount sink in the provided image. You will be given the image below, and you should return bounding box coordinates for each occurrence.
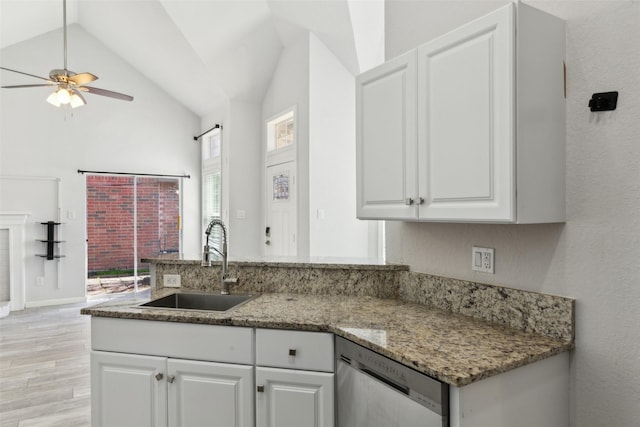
[139,292,257,312]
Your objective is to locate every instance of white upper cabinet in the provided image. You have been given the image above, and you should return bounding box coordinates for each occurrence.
[356,50,418,220]
[356,3,565,223]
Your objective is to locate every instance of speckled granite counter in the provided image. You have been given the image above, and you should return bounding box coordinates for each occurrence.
[81,288,573,387]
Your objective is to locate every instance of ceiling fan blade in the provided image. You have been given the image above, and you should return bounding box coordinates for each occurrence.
[68,72,98,86]
[80,86,133,101]
[1,66,54,82]
[2,84,57,89]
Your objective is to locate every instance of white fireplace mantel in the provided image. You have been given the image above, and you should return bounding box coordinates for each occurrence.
[0,212,30,312]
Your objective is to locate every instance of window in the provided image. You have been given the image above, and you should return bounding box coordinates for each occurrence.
[267,109,295,153]
[201,128,222,249]
[272,173,290,200]
[202,129,221,160]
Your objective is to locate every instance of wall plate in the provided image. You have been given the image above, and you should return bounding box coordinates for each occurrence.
[164,274,181,288]
[472,246,494,274]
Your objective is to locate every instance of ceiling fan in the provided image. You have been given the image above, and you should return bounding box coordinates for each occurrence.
[0,0,133,108]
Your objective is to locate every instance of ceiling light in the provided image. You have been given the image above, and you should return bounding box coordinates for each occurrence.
[46,87,86,108]
[69,92,86,108]
[46,91,62,107]
[57,88,71,104]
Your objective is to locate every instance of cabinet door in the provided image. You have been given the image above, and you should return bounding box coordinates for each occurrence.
[167,359,253,427]
[356,50,418,220]
[256,367,334,427]
[417,3,515,222]
[91,350,167,427]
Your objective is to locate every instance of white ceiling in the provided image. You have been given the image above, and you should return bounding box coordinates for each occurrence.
[0,0,383,118]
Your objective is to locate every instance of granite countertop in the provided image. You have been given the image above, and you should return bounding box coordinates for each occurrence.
[81,289,573,387]
[141,256,409,270]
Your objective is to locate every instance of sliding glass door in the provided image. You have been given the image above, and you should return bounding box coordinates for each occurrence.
[86,175,181,295]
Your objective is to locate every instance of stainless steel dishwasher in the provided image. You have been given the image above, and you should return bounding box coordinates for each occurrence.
[336,336,449,427]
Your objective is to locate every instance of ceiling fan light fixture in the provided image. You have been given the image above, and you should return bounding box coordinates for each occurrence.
[46,91,62,107]
[46,87,86,108]
[3,0,133,107]
[56,87,71,104]
[70,92,86,108]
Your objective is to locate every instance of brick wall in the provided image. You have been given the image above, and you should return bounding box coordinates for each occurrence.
[87,176,179,273]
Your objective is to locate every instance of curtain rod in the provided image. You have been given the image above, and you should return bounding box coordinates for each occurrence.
[193,124,222,141]
[77,170,190,179]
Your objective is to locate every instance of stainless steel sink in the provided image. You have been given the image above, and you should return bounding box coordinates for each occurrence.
[139,292,257,312]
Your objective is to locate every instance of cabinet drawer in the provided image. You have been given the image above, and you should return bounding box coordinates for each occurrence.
[91,317,254,365]
[256,329,334,372]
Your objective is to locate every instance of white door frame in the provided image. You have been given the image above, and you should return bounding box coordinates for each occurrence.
[264,107,298,257]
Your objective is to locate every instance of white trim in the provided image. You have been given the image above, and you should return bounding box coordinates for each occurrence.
[0,212,30,311]
[264,106,298,257]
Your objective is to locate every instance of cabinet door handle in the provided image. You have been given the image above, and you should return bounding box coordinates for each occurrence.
[405,198,414,205]
[168,375,175,384]
[418,197,425,205]
[155,373,163,381]
[289,348,297,356]
[257,385,265,393]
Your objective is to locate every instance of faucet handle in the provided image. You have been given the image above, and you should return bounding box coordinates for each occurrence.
[221,277,239,295]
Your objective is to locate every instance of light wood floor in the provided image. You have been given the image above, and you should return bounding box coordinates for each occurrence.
[0,293,148,427]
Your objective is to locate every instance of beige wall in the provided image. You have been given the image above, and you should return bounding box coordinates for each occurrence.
[384,1,640,426]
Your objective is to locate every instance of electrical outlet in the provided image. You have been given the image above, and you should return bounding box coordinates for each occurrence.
[472,246,494,274]
[164,274,181,288]
[36,276,45,287]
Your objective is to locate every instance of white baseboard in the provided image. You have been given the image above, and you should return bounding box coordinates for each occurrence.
[0,301,10,318]
[25,296,87,308]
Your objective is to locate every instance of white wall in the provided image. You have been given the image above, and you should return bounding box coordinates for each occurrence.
[0,25,200,305]
[308,33,374,258]
[384,1,640,426]
[262,34,311,257]
[227,100,262,258]
[199,100,263,259]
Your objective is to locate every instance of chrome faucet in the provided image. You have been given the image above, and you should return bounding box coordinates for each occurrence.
[201,218,238,295]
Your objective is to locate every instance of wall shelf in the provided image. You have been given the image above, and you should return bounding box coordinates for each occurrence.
[37,221,64,260]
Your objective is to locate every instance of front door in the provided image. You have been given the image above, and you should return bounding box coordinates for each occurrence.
[265,161,296,257]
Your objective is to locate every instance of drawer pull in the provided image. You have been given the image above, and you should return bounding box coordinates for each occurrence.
[289,348,297,356]
[257,385,265,393]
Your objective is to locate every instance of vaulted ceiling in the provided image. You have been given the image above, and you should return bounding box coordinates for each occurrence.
[0,0,384,118]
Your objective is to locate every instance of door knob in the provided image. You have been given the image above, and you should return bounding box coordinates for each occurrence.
[155,373,163,381]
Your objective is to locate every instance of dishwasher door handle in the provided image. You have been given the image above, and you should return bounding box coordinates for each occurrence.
[360,366,410,395]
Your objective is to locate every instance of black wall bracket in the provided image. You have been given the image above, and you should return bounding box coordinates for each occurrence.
[589,91,618,112]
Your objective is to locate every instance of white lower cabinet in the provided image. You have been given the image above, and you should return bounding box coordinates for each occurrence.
[91,351,167,427]
[168,359,253,427]
[91,351,253,427]
[90,319,335,427]
[256,367,334,427]
[450,352,569,427]
[255,329,335,427]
